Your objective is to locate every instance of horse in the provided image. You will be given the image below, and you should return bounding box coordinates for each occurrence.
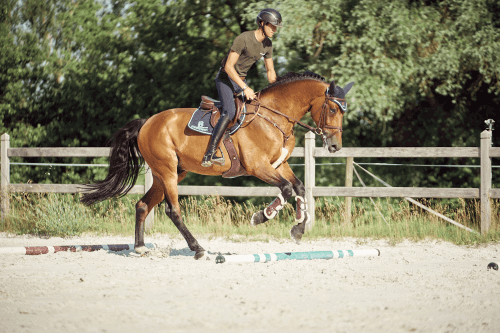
[80,71,354,260]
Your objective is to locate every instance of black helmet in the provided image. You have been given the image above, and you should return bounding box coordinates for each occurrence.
[256,8,283,28]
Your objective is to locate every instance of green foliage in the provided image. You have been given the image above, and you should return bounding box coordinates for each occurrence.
[7,193,98,236]
[2,193,499,245]
[1,0,499,193]
[247,0,500,120]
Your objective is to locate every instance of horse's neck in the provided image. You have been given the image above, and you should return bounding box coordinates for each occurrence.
[260,80,326,120]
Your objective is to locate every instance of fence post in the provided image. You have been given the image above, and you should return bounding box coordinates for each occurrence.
[144,162,154,232]
[344,157,354,224]
[1,134,10,220]
[480,130,492,235]
[304,131,315,230]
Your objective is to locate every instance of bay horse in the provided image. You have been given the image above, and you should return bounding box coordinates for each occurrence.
[81,72,354,259]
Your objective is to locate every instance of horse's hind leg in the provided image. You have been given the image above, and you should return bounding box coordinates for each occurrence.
[135,174,165,254]
[161,171,205,260]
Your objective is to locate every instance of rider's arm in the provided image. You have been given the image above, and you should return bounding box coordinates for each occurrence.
[224,51,256,100]
[224,51,246,88]
[264,57,277,83]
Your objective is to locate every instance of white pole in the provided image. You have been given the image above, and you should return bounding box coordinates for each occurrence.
[480,130,492,235]
[1,134,10,220]
[217,249,380,264]
[344,157,354,225]
[304,131,316,230]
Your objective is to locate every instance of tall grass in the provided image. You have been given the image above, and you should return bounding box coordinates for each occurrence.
[1,192,499,245]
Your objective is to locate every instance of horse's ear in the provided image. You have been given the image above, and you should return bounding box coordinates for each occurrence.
[329,81,336,94]
[343,82,355,95]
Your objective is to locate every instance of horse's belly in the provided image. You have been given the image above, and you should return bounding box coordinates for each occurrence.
[139,109,229,176]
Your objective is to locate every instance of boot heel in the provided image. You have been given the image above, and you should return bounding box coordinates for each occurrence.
[201,155,213,167]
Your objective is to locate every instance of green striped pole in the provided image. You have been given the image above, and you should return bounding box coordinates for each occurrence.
[215,249,380,264]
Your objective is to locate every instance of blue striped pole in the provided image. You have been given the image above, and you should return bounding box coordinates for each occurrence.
[215,249,380,264]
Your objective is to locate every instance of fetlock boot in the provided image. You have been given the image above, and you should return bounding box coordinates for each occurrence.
[201,115,231,167]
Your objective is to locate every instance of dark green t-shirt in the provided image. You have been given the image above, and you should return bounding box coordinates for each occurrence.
[221,31,273,77]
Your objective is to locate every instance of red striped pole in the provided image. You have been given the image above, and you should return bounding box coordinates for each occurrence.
[0,243,155,255]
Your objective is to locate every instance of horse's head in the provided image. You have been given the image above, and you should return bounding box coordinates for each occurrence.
[311,80,354,153]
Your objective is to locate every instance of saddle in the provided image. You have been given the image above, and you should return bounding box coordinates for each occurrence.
[194,95,249,178]
[199,95,246,128]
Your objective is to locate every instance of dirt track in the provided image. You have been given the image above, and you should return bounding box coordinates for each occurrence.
[1,233,499,333]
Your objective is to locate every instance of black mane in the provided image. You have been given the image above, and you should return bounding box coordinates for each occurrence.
[261,71,326,93]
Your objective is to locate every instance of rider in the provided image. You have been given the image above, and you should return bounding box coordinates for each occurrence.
[201,8,283,167]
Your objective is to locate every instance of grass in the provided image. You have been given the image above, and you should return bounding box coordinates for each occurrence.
[1,192,499,245]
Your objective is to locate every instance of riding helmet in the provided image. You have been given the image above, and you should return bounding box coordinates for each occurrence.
[256,8,283,27]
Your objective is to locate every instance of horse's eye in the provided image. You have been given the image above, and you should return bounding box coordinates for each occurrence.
[330,108,336,114]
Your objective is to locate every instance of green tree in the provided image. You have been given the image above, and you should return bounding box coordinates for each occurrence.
[2,0,499,194]
[2,0,266,186]
[245,0,499,191]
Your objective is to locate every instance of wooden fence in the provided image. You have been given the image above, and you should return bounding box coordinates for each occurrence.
[1,131,498,234]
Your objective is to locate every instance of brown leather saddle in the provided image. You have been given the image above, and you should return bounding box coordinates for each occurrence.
[199,95,246,128]
[197,95,248,178]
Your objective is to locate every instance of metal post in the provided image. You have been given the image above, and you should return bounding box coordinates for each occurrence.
[1,134,10,220]
[144,162,154,232]
[304,131,315,230]
[344,157,354,224]
[480,130,492,235]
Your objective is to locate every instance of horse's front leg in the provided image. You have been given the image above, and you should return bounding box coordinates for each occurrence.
[266,162,310,244]
[287,174,310,244]
[250,166,293,227]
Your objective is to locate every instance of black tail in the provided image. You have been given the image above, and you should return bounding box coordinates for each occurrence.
[80,119,147,205]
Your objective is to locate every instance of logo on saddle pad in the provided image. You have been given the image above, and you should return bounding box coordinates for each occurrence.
[191,121,208,132]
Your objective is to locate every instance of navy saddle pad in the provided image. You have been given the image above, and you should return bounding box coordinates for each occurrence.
[187,101,245,135]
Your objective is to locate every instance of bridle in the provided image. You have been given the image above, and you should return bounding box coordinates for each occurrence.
[310,91,345,138]
[248,90,345,138]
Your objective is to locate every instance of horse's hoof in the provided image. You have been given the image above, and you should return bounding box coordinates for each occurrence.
[290,224,303,244]
[251,211,265,226]
[134,246,148,254]
[194,251,205,260]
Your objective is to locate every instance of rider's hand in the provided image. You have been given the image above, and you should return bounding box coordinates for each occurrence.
[244,86,256,100]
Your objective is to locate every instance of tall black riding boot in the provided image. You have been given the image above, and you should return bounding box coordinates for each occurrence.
[201,114,231,167]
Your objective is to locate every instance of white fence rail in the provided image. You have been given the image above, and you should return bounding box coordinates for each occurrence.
[1,131,498,234]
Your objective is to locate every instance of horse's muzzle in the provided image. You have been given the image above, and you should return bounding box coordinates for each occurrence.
[323,135,342,153]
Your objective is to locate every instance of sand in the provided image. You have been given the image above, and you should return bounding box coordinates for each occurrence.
[0,233,499,333]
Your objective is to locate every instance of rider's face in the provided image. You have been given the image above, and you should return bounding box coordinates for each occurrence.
[264,23,278,38]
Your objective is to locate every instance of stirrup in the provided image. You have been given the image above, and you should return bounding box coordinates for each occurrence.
[211,154,225,166]
[201,157,213,167]
[201,149,224,167]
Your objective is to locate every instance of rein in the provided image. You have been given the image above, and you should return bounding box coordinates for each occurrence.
[247,94,344,138]
[251,98,317,133]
